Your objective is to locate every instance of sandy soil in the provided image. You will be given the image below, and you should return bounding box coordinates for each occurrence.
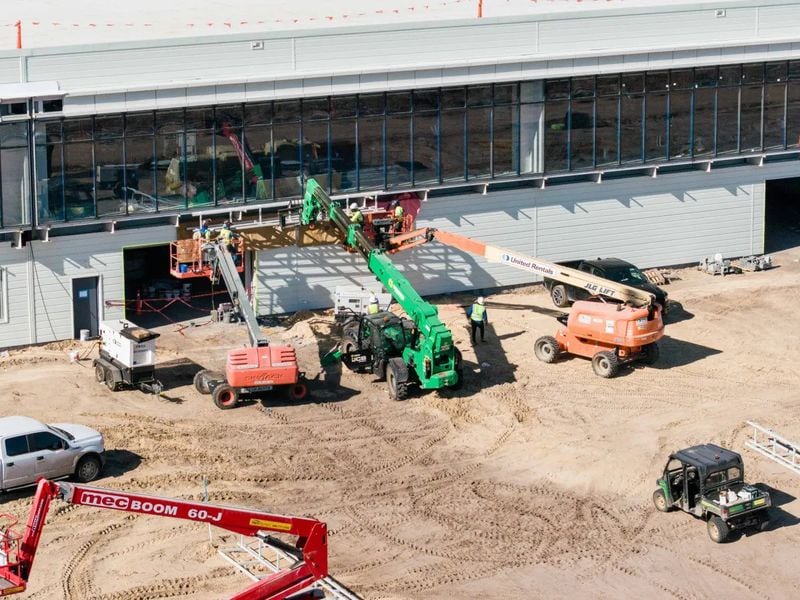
[1,243,799,600]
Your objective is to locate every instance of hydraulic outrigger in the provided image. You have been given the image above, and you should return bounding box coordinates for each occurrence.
[301,178,461,398]
[0,479,328,599]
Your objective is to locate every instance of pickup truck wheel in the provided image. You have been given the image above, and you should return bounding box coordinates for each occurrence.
[94,363,106,383]
[212,384,239,409]
[534,336,560,363]
[640,342,660,365]
[193,370,211,394]
[592,351,619,378]
[550,284,570,308]
[652,489,671,512]
[75,455,102,483]
[707,515,729,543]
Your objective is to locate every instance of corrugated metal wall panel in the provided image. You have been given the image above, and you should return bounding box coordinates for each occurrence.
[0,58,19,85]
[250,162,800,315]
[0,246,32,349]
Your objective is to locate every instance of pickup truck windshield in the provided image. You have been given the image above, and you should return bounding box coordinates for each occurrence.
[603,266,648,285]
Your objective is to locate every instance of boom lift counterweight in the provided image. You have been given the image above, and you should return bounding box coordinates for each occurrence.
[0,479,328,599]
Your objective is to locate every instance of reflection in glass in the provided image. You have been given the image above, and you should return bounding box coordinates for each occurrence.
[467,107,491,179]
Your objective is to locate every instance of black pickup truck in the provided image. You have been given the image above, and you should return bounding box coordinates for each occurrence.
[543,257,668,310]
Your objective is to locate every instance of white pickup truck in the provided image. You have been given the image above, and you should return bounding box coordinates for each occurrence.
[0,416,105,493]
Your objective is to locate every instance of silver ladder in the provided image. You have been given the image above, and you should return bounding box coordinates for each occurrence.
[745,421,800,475]
[218,535,361,600]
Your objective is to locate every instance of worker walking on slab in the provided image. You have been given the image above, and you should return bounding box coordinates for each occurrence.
[367,294,380,315]
[349,203,364,228]
[467,296,488,344]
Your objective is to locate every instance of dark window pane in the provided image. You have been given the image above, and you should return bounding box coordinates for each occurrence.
[717,86,740,154]
[494,83,517,105]
[213,128,243,205]
[1,141,30,226]
[95,115,123,139]
[545,79,570,100]
[216,105,243,128]
[156,110,184,134]
[467,85,492,107]
[272,123,301,197]
[38,140,64,221]
[620,94,643,163]
[4,435,28,457]
[359,94,385,117]
[440,109,465,181]
[621,73,644,94]
[331,96,357,118]
[520,101,544,174]
[570,99,594,170]
[124,136,157,212]
[764,83,786,150]
[42,120,63,141]
[595,96,618,167]
[330,119,356,192]
[387,92,411,114]
[646,71,669,92]
[694,67,718,88]
[493,105,517,176]
[442,87,466,109]
[0,122,27,148]
[788,81,800,148]
[719,65,741,87]
[386,115,411,186]
[273,100,300,123]
[185,108,214,131]
[243,124,273,201]
[358,116,384,189]
[64,142,95,219]
[740,85,763,152]
[742,63,764,84]
[645,92,667,161]
[125,112,154,136]
[790,61,800,81]
[156,132,187,208]
[671,69,693,90]
[303,98,329,121]
[413,90,440,112]
[669,90,692,158]
[245,102,272,126]
[693,88,715,157]
[95,138,125,217]
[766,62,788,83]
[63,118,93,142]
[467,107,491,178]
[413,113,438,184]
[596,75,619,97]
[571,77,594,99]
[302,121,329,190]
[544,100,568,172]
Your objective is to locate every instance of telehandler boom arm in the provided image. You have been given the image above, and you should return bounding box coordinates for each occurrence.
[0,479,327,600]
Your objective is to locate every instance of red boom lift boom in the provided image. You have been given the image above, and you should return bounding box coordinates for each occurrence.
[0,479,328,599]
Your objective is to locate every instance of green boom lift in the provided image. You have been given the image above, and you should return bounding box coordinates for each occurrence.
[301,178,462,399]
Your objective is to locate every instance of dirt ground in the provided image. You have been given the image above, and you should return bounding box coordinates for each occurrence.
[2,242,800,600]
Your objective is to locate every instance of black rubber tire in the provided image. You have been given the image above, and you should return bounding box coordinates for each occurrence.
[285,381,309,401]
[707,515,729,543]
[75,455,102,483]
[387,360,408,401]
[652,489,671,512]
[640,342,660,365]
[550,284,570,308]
[758,510,771,532]
[592,351,620,378]
[534,336,560,363]
[94,363,106,383]
[193,370,211,395]
[212,383,239,409]
[104,368,118,391]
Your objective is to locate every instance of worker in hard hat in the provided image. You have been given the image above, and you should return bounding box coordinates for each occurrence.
[467,296,488,344]
[217,221,241,264]
[390,200,404,233]
[199,219,212,243]
[367,294,380,315]
[349,203,364,228]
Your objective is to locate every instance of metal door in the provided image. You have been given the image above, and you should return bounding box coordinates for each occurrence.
[72,276,99,339]
[1,435,37,489]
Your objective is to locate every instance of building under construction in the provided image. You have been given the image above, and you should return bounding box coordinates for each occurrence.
[1,0,799,347]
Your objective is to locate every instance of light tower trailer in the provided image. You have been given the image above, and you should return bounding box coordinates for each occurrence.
[93,320,163,394]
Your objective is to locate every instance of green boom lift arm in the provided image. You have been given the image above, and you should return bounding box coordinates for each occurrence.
[301,178,459,390]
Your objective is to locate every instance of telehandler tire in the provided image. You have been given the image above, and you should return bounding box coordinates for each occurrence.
[591,351,619,378]
[387,358,409,401]
[534,336,560,363]
[212,384,239,409]
[707,515,729,543]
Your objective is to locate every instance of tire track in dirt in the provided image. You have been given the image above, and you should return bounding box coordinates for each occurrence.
[62,517,133,600]
[93,568,232,600]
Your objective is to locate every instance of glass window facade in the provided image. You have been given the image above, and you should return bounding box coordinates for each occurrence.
[0,60,796,227]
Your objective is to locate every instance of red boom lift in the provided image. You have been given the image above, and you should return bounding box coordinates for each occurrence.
[0,479,328,599]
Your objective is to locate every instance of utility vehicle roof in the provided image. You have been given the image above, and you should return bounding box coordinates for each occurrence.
[672,444,743,476]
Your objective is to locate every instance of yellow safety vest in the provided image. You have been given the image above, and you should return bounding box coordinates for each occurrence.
[471,303,485,322]
[218,228,234,243]
[394,205,404,219]
[351,210,363,225]
[367,302,379,314]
